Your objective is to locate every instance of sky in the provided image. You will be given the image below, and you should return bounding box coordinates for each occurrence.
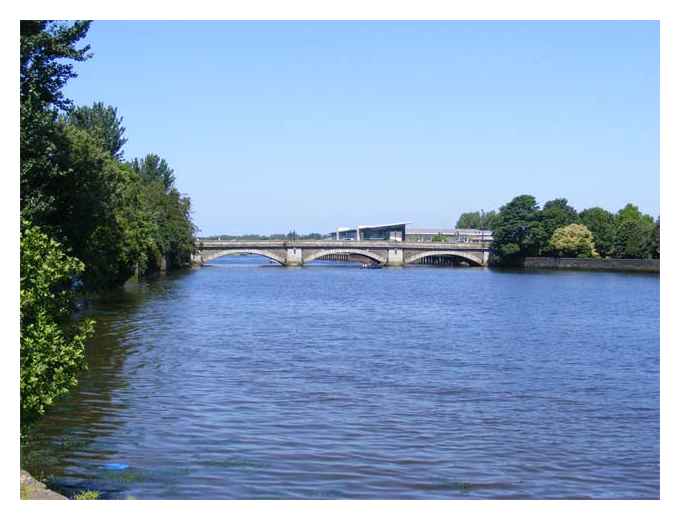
[62,21,659,235]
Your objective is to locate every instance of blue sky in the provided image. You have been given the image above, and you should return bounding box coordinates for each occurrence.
[63,21,659,235]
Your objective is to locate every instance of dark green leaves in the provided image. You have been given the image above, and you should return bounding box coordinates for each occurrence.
[67,102,128,159]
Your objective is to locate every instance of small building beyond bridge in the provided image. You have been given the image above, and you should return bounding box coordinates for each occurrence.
[194,239,490,267]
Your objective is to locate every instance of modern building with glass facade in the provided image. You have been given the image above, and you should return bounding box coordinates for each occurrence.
[333,223,492,243]
[336,222,409,241]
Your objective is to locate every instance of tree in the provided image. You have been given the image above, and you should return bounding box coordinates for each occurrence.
[612,203,656,259]
[547,224,597,258]
[456,210,498,230]
[20,21,91,112]
[67,102,127,159]
[20,21,92,222]
[491,195,545,263]
[432,233,448,243]
[578,207,616,257]
[456,211,481,229]
[132,154,196,271]
[646,218,660,259]
[130,154,176,192]
[539,198,578,253]
[20,220,94,422]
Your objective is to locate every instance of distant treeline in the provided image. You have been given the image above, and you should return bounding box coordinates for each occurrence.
[20,21,196,423]
[457,196,659,264]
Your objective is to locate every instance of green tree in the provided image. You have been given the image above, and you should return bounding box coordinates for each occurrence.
[133,155,195,272]
[578,207,616,257]
[20,21,91,223]
[431,233,448,243]
[612,203,656,259]
[130,154,176,192]
[646,218,660,259]
[491,195,545,263]
[456,210,498,230]
[67,102,127,159]
[44,125,152,289]
[539,198,578,252]
[547,224,597,258]
[456,211,481,229]
[20,220,94,422]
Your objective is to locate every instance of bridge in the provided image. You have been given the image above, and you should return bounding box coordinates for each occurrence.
[194,240,490,267]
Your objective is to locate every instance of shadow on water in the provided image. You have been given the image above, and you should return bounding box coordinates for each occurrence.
[21,270,194,499]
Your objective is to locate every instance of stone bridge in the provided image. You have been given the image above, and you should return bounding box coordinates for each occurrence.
[194,240,490,267]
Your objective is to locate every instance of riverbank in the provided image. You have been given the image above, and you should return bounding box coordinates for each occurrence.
[20,470,67,500]
[522,257,659,273]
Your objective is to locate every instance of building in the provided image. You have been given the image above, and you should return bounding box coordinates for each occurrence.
[333,223,493,243]
[335,222,410,241]
[406,228,493,243]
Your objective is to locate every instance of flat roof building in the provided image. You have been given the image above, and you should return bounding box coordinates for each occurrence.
[406,228,493,243]
[333,223,492,243]
[336,222,410,241]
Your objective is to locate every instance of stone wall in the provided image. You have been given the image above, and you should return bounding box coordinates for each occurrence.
[522,257,659,273]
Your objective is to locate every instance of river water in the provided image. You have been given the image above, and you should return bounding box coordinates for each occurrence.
[22,256,660,499]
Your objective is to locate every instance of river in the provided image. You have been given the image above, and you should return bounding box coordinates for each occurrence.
[22,256,660,499]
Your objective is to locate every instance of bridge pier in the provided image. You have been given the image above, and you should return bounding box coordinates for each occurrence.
[386,248,404,267]
[286,247,303,266]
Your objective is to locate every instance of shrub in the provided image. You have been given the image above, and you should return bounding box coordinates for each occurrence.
[20,219,94,422]
[548,223,597,258]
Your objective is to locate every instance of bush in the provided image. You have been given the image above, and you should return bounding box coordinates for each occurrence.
[20,220,94,422]
[548,223,597,258]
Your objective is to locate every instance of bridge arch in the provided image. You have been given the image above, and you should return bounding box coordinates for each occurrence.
[405,250,484,267]
[201,249,286,265]
[304,249,386,265]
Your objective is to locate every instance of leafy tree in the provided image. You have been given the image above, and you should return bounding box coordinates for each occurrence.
[20,20,91,112]
[456,211,481,229]
[67,102,128,159]
[20,220,94,422]
[44,125,153,288]
[646,218,660,259]
[431,233,448,243]
[130,154,176,192]
[20,21,91,222]
[491,195,545,263]
[578,207,616,257]
[456,210,498,230]
[539,198,578,252]
[134,158,195,272]
[547,224,597,258]
[612,203,656,259]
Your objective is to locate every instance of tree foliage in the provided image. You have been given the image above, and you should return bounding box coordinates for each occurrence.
[20,20,91,112]
[456,210,498,230]
[20,21,197,421]
[20,220,94,422]
[612,204,657,259]
[578,207,616,257]
[539,198,578,250]
[20,21,92,223]
[488,195,658,262]
[67,102,127,159]
[548,224,597,258]
[491,195,544,263]
[130,154,176,192]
